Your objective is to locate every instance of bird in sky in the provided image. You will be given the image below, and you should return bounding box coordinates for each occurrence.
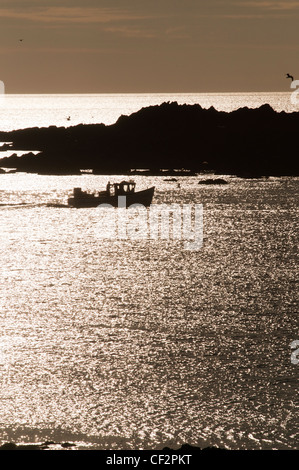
[286,73,294,81]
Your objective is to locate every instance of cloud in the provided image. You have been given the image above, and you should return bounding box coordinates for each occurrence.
[242,1,299,9]
[165,26,189,39]
[231,1,299,12]
[102,26,157,39]
[203,1,299,20]
[0,6,151,25]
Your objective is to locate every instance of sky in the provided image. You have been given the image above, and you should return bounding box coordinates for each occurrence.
[0,0,298,93]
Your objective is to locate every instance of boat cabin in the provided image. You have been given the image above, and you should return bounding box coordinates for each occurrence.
[107,181,136,196]
[72,181,136,199]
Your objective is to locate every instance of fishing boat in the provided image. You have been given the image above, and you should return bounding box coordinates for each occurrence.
[68,180,155,208]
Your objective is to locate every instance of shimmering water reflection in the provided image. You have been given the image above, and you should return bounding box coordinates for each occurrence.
[0,175,298,449]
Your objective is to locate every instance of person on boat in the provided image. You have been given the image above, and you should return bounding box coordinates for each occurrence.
[106,181,111,195]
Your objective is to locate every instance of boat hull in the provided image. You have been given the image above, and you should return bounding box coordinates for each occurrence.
[68,187,155,208]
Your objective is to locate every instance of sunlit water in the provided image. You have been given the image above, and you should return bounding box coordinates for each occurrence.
[0,174,298,450]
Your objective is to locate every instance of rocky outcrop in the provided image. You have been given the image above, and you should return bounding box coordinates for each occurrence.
[0,102,298,176]
[198,178,228,184]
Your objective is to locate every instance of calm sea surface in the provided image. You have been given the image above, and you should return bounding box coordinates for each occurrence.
[0,93,298,450]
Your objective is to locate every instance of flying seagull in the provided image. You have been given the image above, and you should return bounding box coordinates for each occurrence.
[286,73,294,81]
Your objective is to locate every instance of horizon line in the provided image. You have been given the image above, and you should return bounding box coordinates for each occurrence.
[0,90,290,95]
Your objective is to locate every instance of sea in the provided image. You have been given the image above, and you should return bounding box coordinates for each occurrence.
[0,93,298,451]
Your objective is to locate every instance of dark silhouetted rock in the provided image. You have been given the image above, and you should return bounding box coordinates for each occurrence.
[198,178,228,185]
[0,102,298,176]
[0,442,18,450]
[0,442,41,450]
[162,443,227,452]
[60,442,76,448]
